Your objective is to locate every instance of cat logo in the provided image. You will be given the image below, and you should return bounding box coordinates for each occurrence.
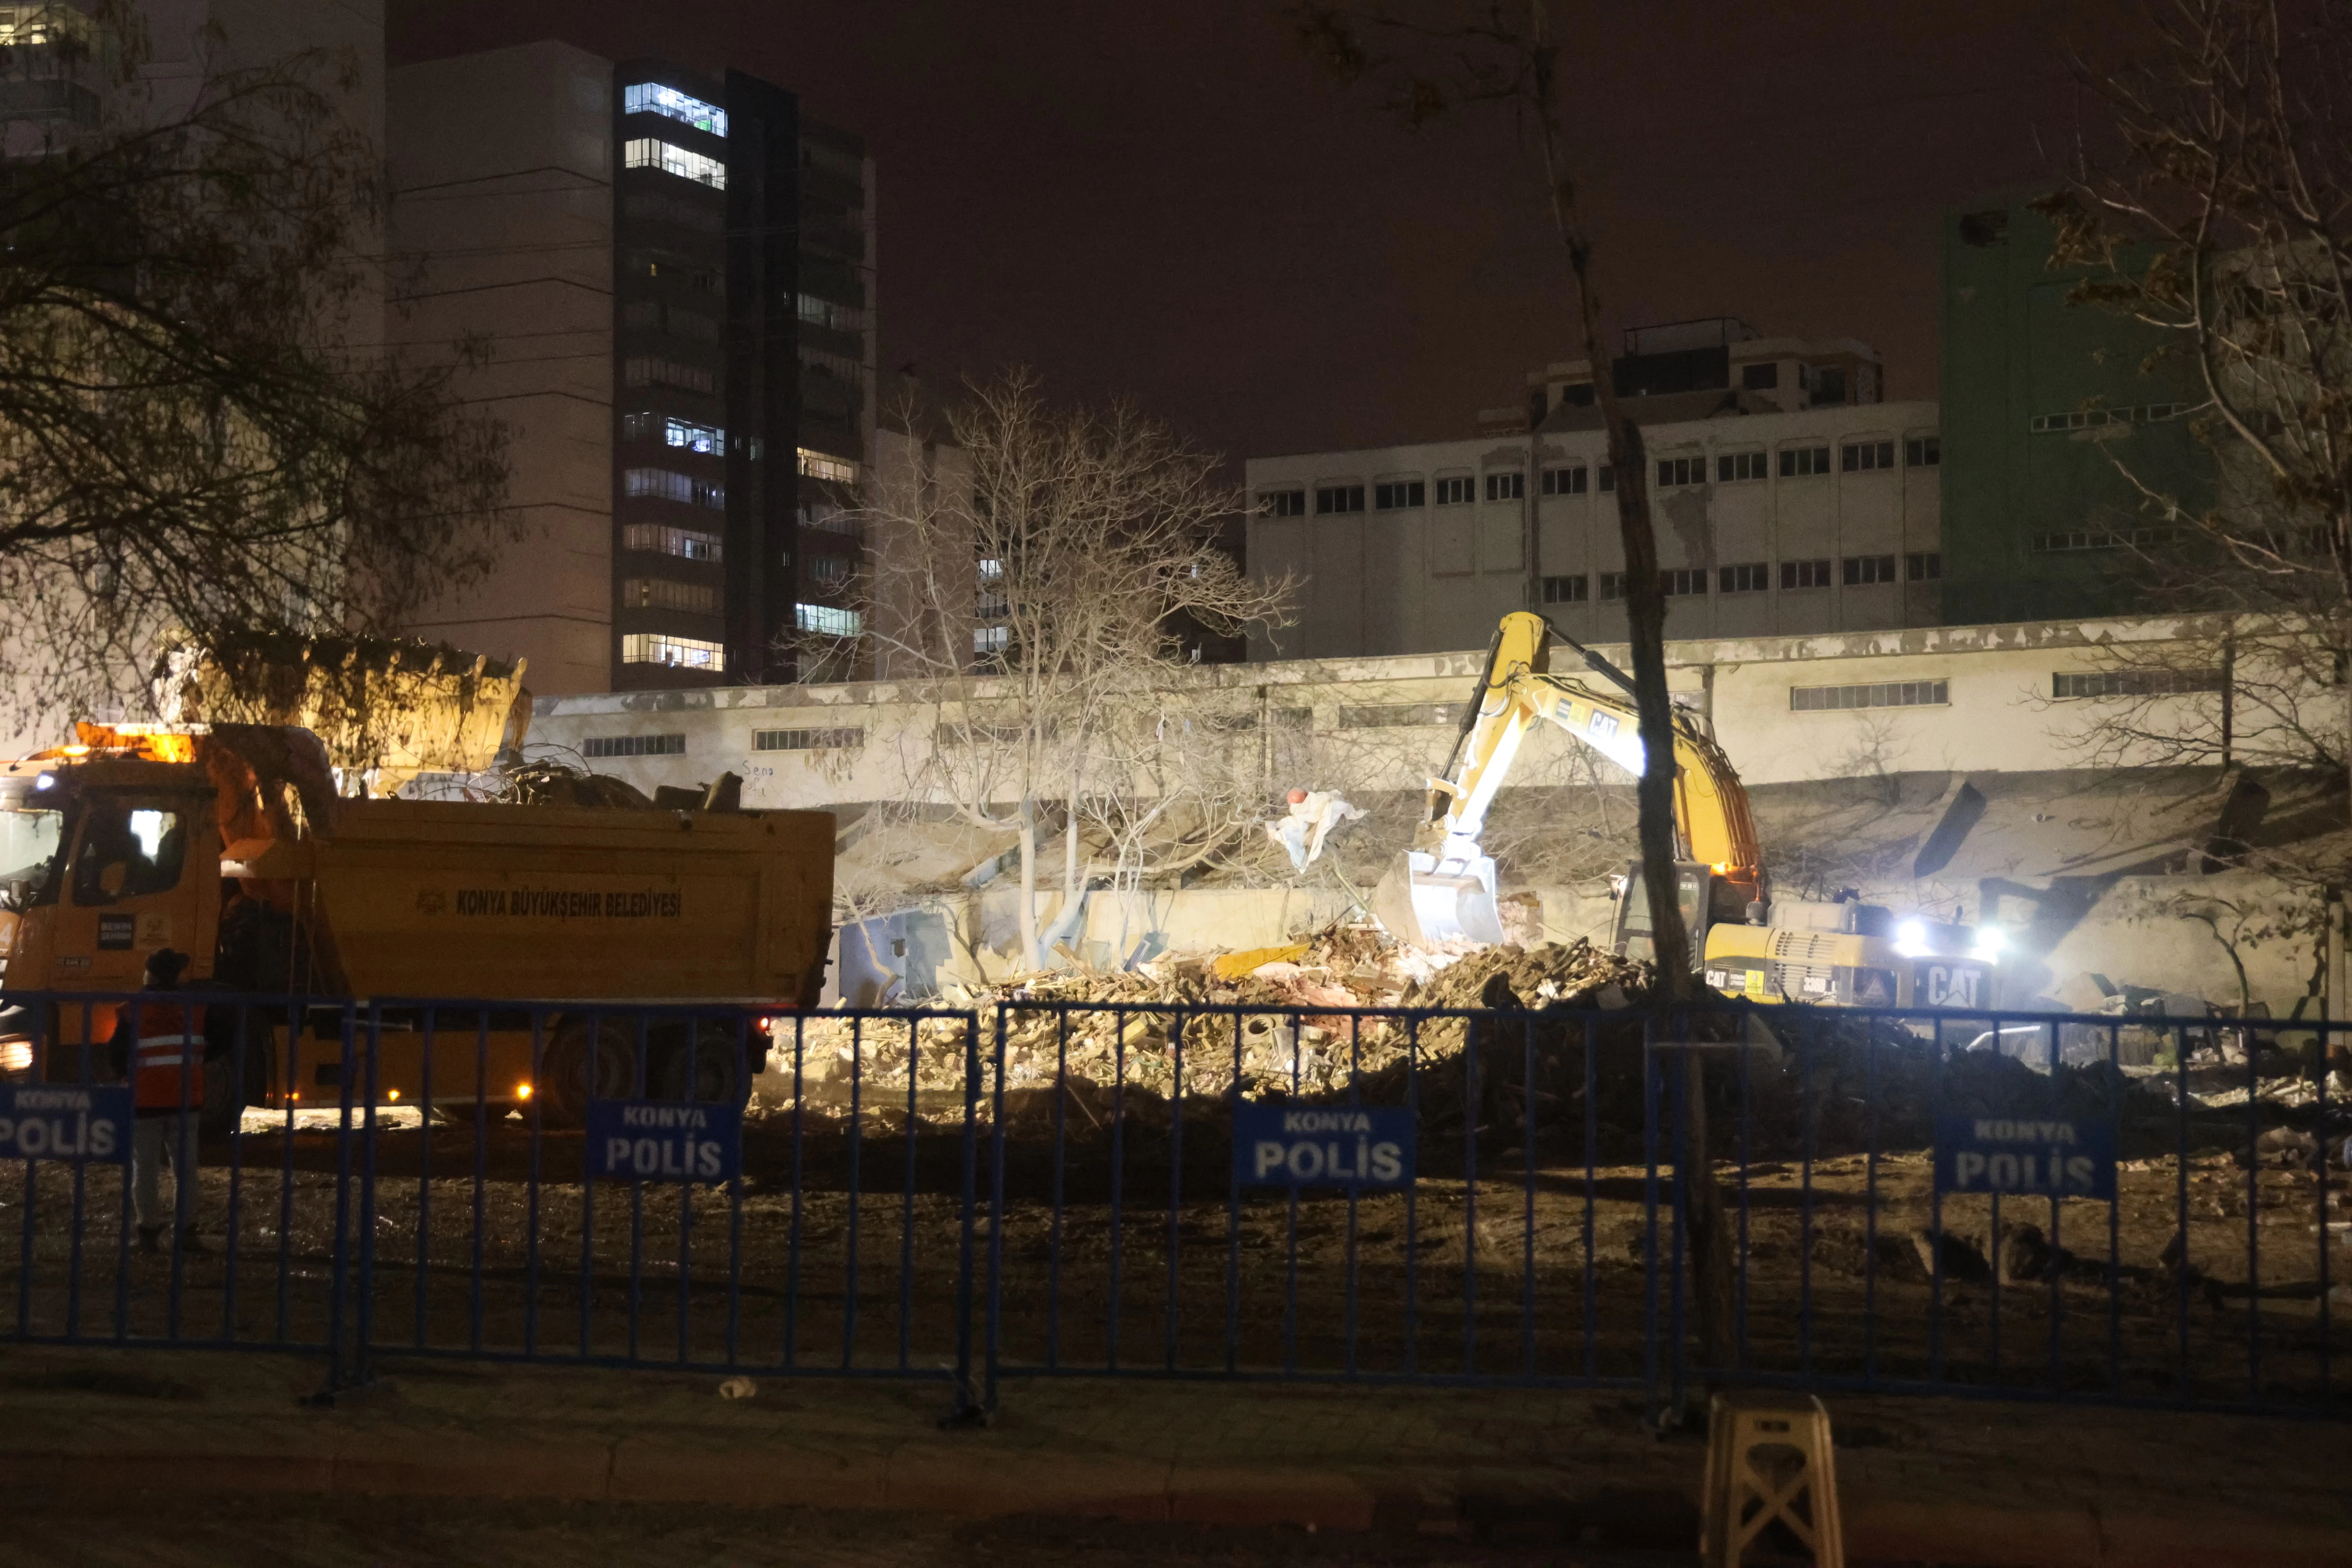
[415,889,448,916]
[1922,963,1987,1008]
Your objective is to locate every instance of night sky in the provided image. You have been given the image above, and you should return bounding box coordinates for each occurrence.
[391,0,2143,465]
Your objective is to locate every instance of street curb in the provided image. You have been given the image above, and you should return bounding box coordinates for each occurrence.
[7,1434,2349,1564]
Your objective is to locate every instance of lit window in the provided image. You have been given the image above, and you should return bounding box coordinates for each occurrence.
[665,417,722,453]
[624,82,728,136]
[621,523,723,561]
[621,577,718,613]
[621,633,724,670]
[624,468,725,510]
[621,412,725,453]
[799,448,859,485]
[0,7,92,47]
[623,137,727,189]
[796,603,862,637]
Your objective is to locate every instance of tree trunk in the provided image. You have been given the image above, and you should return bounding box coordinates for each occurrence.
[1017,799,1042,972]
[1606,419,1737,1379]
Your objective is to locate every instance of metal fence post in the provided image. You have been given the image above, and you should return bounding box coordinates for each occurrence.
[946,1008,987,1426]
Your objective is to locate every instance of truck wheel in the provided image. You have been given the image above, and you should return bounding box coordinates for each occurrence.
[662,1022,755,1108]
[541,1017,637,1128]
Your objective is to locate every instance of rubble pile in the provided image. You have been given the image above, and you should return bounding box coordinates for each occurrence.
[1737,1013,2185,1160]
[756,926,2264,1156]
[764,931,1653,1120]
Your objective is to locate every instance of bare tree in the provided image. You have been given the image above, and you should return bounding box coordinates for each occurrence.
[0,4,513,733]
[2042,0,2352,800]
[852,372,1293,971]
[1296,0,1731,1377]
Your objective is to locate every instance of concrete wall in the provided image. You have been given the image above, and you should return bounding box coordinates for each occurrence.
[526,612,2232,807]
[1246,400,1943,661]
[388,42,616,696]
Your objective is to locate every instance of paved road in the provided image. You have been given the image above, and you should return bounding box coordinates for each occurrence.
[0,1497,1686,1568]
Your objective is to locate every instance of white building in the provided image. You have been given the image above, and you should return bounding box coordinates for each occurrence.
[1246,319,1943,660]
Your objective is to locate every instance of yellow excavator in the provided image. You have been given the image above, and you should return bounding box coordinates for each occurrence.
[1372,612,2000,1010]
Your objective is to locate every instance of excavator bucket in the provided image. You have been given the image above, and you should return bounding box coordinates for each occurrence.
[1372,849,1505,947]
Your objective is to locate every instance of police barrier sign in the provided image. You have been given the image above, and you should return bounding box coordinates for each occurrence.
[1933,1113,2115,1201]
[0,1085,133,1163]
[1233,1103,1414,1188]
[584,1100,742,1183]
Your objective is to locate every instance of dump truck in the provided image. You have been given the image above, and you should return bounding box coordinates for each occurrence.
[1373,612,2000,1009]
[0,720,834,1132]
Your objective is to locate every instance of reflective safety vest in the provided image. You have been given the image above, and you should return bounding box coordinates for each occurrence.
[129,1002,205,1111]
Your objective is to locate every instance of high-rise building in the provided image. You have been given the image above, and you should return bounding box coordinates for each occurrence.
[1939,196,2209,625]
[389,42,876,695]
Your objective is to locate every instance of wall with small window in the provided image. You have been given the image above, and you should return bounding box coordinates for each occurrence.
[1242,399,1944,659]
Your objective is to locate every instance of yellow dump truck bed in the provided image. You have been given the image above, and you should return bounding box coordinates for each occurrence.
[286,798,834,1007]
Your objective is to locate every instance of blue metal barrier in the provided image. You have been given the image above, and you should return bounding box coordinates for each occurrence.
[0,988,2341,1418]
[0,990,984,1406]
[980,995,2348,1418]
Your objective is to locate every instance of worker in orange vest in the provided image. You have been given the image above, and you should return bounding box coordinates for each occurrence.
[110,949,208,1255]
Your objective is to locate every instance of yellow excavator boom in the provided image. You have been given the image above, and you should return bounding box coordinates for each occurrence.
[1372,611,1764,944]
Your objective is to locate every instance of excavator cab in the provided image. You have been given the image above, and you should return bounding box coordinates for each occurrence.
[1608,860,1716,965]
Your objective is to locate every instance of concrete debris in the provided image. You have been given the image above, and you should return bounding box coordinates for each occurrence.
[760,923,2327,1163]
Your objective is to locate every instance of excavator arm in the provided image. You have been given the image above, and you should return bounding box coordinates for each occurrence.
[1372,611,1765,946]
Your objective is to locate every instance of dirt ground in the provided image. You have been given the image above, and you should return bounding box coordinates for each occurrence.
[1,1091,2342,1410]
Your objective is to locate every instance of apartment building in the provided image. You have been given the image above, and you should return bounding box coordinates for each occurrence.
[388,42,877,695]
[1247,321,1941,660]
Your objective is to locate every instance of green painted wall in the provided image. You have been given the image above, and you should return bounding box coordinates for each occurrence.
[1940,197,2210,625]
